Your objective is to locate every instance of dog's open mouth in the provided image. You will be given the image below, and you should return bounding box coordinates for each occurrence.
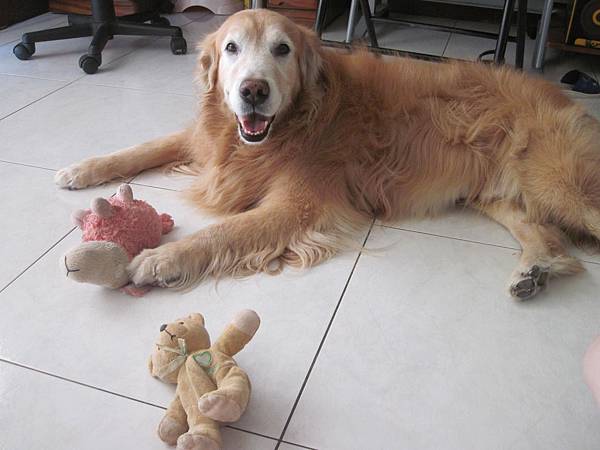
[237,113,274,143]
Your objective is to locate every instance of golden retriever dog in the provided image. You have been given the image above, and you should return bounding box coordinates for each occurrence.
[55,9,600,300]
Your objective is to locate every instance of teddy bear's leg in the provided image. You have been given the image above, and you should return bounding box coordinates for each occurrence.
[158,395,189,445]
[198,366,251,423]
[177,405,222,450]
[177,365,222,450]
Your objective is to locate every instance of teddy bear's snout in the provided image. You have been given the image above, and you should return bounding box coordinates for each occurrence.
[63,255,80,277]
[160,324,177,341]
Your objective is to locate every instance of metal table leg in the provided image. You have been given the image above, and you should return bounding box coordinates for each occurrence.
[358,0,379,47]
[494,0,516,64]
[315,0,329,36]
[532,0,554,71]
[345,0,359,43]
[515,0,528,68]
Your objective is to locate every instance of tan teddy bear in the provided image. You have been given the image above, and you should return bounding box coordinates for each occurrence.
[149,310,260,450]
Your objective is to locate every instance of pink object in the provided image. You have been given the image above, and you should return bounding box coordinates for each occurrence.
[74,185,173,258]
[62,184,174,296]
[584,335,600,406]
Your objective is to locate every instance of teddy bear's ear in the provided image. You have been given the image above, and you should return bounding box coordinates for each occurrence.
[116,184,134,203]
[188,313,205,326]
[91,198,113,218]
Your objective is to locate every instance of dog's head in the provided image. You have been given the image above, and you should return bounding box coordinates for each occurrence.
[197,9,325,145]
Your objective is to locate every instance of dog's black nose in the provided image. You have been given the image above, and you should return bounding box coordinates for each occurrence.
[160,324,167,332]
[239,79,269,106]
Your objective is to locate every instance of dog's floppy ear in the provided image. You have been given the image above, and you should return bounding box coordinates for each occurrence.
[298,27,325,88]
[197,31,219,91]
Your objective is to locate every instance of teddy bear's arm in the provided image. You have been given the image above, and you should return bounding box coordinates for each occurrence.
[212,310,260,357]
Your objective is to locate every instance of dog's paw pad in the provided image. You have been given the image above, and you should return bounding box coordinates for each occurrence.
[510,265,549,300]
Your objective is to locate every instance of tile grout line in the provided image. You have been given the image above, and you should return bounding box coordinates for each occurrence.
[0,357,299,445]
[379,224,600,266]
[0,227,76,294]
[274,219,375,449]
[0,72,72,82]
[224,425,280,443]
[0,31,173,118]
[0,357,167,409]
[129,181,181,192]
[278,439,319,450]
[0,77,79,122]
[379,223,521,251]
[70,80,196,97]
[0,159,56,171]
[441,31,452,58]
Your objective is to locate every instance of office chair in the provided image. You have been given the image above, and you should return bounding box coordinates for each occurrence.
[13,0,187,74]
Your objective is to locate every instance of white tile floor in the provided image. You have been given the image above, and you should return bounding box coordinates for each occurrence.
[1,9,600,450]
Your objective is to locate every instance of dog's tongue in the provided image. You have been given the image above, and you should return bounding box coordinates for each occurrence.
[241,115,269,134]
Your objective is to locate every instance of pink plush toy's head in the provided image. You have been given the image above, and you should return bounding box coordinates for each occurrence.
[62,184,173,291]
[71,184,173,258]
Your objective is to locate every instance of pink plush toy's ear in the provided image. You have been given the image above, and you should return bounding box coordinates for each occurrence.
[161,213,174,234]
[91,198,113,218]
[116,184,134,203]
[71,209,89,229]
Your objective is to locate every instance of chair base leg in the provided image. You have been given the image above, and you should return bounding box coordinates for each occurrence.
[13,13,187,74]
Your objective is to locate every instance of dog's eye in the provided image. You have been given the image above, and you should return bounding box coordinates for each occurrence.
[225,42,238,54]
[274,43,290,56]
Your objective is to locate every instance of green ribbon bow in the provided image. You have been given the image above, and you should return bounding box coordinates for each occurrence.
[155,338,188,379]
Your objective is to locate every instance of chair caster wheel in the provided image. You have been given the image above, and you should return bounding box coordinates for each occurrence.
[13,42,35,60]
[170,36,187,55]
[79,54,101,74]
[151,17,171,26]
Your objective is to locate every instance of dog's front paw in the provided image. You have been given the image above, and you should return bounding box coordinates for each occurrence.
[55,162,97,189]
[128,244,193,289]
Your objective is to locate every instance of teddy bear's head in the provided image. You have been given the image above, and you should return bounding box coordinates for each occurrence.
[149,313,211,383]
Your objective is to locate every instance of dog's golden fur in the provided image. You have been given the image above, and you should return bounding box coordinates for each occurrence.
[56,10,600,298]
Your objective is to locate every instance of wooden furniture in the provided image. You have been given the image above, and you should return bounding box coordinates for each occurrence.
[1,0,49,29]
[267,0,318,28]
[49,0,155,16]
[266,0,345,28]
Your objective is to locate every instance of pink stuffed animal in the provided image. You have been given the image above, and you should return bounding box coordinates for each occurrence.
[61,184,173,296]
[584,336,600,406]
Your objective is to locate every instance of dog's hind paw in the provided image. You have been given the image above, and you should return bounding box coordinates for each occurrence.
[509,265,549,300]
